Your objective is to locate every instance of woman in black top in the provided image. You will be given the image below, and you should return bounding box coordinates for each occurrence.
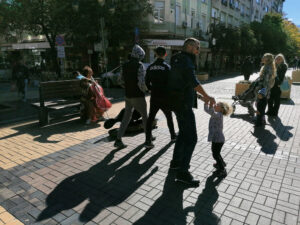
[267,54,288,117]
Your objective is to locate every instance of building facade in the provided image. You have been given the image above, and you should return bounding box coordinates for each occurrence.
[142,0,284,67]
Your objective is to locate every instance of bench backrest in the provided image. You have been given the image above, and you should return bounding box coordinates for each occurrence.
[39,79,101,107]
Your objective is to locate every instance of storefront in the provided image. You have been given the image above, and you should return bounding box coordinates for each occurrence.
[143,39,210,71]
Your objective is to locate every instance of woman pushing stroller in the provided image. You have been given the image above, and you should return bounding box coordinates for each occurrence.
[232,53,276,117]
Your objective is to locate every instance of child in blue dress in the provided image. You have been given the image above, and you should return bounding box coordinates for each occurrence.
[204,100,232,177]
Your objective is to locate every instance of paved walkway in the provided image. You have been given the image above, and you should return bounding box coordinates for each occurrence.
[0,71,300,225]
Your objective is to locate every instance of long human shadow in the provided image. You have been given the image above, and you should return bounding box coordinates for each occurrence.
[183,173,224,225]
[133,170,190,225]
[267,117,293,141]
[230,113,254,123]
[37,142,172,223]
[251,126,277,154]
[0,118,99,143]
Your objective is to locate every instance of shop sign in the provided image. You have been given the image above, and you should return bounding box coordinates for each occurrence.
[57,46,65,58]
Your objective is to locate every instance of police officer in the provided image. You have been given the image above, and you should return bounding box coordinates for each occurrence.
[144,46,176,148]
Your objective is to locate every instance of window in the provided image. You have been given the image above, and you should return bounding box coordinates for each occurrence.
[176,5,181,26]
[265,6,269,12]
[201,15,206,32]
[191,10,195,28]
[212,8,218,18]
[154,1,165,24]
[235,1,239,10]
[220,12,226,23]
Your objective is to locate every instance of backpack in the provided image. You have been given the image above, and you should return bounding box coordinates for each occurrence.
[90,78,112,112]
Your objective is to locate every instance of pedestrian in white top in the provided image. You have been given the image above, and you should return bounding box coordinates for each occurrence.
[204,100,232,177]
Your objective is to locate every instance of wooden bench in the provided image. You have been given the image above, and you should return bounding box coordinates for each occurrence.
[32,79,100,126]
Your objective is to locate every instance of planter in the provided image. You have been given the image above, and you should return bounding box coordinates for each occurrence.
[292,70,300,83]
[235,81,251,96]
[197,73,209,81]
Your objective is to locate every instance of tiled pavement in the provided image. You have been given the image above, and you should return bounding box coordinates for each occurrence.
[0,71,300,225]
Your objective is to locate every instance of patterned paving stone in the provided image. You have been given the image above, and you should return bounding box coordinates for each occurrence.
[0,71,300,224]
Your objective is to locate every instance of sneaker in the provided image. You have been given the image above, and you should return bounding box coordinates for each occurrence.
[215,169,227,177]
[144,141,154,149]
[175,171,199,187]
[170,160,180,170]
[114,139,127,148]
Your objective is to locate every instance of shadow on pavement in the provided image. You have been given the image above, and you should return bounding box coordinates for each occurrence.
[280,99,295,105]
[0,118,100,143]
[251,126,277,154]
[183,172,224,225]
[230,113,254,123]
[37,142,173,223]
[133,170,189,225]
[268,117,293,141]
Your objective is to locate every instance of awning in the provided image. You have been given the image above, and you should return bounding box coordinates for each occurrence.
[143,39,209,49]
[12,42,50,50]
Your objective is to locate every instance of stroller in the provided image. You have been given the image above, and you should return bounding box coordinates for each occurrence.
[232,77,264,116]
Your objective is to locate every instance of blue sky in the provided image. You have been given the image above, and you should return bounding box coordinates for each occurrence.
[283,0,300,26]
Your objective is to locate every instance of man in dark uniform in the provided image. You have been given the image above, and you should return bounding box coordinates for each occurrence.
[144,46,177,148]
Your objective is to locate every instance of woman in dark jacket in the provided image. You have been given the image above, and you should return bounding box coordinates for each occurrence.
[267,54,288,117]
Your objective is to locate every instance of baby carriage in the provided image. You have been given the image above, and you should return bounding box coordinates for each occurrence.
[232,77,264,116]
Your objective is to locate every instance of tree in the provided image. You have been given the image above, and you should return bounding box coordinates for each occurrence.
[283,20,300,60]
[240,24,257,57]
[103,0,152,66]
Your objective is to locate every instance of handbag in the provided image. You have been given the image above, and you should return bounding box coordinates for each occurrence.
[280,78,290,92]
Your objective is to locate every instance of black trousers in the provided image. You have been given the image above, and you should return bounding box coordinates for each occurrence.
[146,97,175,142]
[212,142,225,170]
[256,97,267,125]
[267,86,281,116]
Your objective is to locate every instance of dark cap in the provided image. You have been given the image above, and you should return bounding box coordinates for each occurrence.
[154,46,166,57]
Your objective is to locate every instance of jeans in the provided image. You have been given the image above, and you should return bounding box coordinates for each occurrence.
[117,97,147,140]
[171,108,197,172]
[146,97,175,142]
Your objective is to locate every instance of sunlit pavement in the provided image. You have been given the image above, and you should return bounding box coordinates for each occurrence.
[0,70,299,225]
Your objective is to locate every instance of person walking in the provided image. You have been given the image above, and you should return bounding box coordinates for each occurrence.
[144,46,176,148]
[267,54,288,117]
[12,60,29,102]
[169,38,215,186]
[204,100,232,177]
[241,56,253,81]
[114,44,148,148]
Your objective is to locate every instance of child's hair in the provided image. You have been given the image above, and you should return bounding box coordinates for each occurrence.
[218,102,232,116]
